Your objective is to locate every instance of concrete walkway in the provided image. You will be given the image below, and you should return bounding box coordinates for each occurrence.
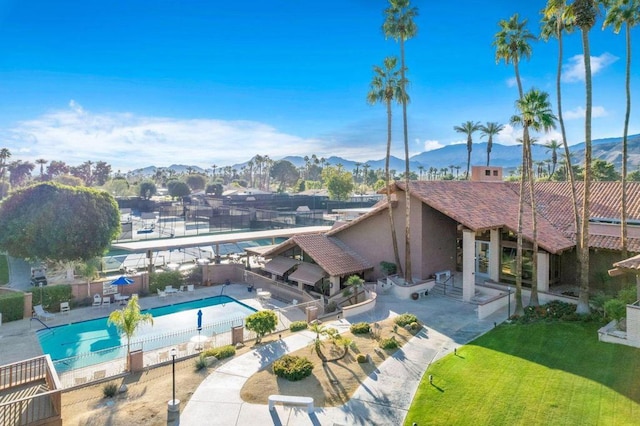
[181,292,507,425]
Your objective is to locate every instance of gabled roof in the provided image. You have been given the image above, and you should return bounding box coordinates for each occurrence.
[612,254,640,273]
[263,233,373,277]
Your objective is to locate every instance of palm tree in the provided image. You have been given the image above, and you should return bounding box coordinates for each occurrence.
[479,122,505,166]
[511,88,557,307]
[541,0,582,296]
[35,158,48,179]
[417,165,424,180]
[454,121,481,179]
[544,139,562,177]
[568,0,600,315]
[108,295,153,371]
[603,0,640,262]
[383,0,418,283]
[494,13,535,314]
[0,148,11,196]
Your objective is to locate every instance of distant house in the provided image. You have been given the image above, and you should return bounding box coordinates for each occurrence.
[263,166,640,300]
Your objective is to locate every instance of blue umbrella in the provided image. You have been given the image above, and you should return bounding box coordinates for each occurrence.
[111,276,134,297]
[197,309,203,331]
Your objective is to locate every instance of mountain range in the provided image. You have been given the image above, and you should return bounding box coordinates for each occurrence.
[131,133,640,176]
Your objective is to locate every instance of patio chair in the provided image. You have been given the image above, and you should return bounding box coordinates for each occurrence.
[92,294,102,307]
[60,301,71,314]
[102,297,111,308]
[33,304,55,321]
[187,284,194,292]
[158,351,169,363]
[92,370,106,381]
[157,289,166,298]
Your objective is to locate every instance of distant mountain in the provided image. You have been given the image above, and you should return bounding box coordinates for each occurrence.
[131,134,640,176]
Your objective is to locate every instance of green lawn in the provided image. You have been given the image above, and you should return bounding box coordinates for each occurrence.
[405,322,640,425]
[0,254,9,285]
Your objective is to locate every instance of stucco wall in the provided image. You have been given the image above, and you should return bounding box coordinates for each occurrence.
[421,204,457,278]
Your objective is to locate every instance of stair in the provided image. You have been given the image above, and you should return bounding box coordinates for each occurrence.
[432,281,464,300]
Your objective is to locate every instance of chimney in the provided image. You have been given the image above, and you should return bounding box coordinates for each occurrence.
[470,166,503,182]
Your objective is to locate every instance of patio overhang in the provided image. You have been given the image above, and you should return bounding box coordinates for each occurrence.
[262,256,300,276]
[288,262,327,285]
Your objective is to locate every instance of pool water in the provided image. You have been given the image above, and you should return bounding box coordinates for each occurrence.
[37,295,256,371]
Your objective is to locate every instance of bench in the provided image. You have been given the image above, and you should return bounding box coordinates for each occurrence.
[268,394,314,413]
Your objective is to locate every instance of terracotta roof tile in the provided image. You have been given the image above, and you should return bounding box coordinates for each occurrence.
[613,254,640,272]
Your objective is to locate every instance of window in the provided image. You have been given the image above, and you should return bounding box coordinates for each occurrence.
[485,170,491,176]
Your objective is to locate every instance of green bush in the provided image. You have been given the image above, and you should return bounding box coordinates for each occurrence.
[394,313,419,327]
[245,310,278,344]
[272,355,314,381]
[194,356,208,371]
[0,254,9,285]
[512,300,602,324]
[410,321,420,330]
[325,301,338,313]
[102,382,118,398]
[356,353,368,363]
[0,291,25,322]
[350,322,371,334]
[289,320,308,332]
[604,299,626,322]
[149,271,185,294]
[379,336,399,350]
[29,284,73,311]
[202,345,236,360]
[618,287,637,305]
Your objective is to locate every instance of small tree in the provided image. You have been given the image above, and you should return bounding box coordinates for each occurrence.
[107,295,153,371]
[343,275,365,304]
[245,310,278,344]
[139,181,157,200]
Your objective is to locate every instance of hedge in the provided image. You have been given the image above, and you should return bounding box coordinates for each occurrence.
[29,284,73,312]
[0,291,25,322]
[201,345,236,360]
[149,270,185,294]
[272,355,314,381]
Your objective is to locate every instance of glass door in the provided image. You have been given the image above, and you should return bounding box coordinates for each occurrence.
[476,241,490,277]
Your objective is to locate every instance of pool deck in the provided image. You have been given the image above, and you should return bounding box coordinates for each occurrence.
[0,283,277,365]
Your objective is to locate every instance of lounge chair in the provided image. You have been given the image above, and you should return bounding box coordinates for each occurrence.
[157,289,166,298]
[102,297,111,308]
[92,294,102,307]
[33,304,55,321]
[92,370,106,381]
[187,284,194,292]
[60,301,70,314]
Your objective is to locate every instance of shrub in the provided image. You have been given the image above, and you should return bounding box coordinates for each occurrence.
[290,321,308,332]
[245,310,278,344]
[410,321,420,330]
[149,270,184,294]
[325,301,338,313]
[394,313,418,327]
[29,284,73,311]
[102,382,118,398]
[380,261,397,276]
[379,336,399,350]
[194,355,208,371]
[618,287,637,305]
[272,355,314,381]
[350,322,371,334]
[202,345,236,360]
[356,353,368,363]
[604,299,627,322]
[0,291,25,322]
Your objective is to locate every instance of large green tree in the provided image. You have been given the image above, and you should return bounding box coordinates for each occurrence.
[108,295,153,371]
[454,121,482,179]
[494,13,535,314]
[603,0,640,261]
[0,182,121,262]
[270,160,300,192]
[367,56,404,276]
[383,0,418,283]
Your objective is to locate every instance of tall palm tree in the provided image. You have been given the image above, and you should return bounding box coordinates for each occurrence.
[511,89,557,307]
[383,0,418,283]
[544,139,562,177]
[567,0,600,314]
[494,13,535,314]
[0,148,11,196]
[454,121,481,180]
[35,158,48,179]
[603,0,640,262]
[107,295,153,371]
[479,122,505,166]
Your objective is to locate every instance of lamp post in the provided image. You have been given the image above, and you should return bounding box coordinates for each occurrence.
[507,286,511,321]
[167,347,179,425]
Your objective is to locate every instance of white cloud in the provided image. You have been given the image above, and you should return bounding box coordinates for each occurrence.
[450,139,467,145]
[506,77,522,88]
[562,52,619,83]
[423,139,444,151]
[495,124,520,145]
[563,105,608,120]
[7,101,337,171]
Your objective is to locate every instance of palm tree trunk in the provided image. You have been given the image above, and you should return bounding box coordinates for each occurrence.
[386,102,403,276]
[514,59,525,313]
[525,127,539,306]
[621,24,631,263]
[400,37,412,283]
[556,25,582,293]
[577,27,592,315]
[466,147,471,179]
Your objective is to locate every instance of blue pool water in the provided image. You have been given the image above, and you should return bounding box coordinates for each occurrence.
[37,295,256,371]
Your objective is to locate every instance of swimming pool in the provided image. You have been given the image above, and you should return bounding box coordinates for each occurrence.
[37,295,256,371]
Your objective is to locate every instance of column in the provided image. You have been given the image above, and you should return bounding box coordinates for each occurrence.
[462,229,475,302]
[489,229,500,282]
[536,251,550,292]
[329,276,341,297]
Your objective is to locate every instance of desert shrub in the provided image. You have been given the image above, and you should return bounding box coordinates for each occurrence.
[202,345,236,360]
[379,336,399,350]
[194,355,208,371]
[272,355,314,381]
[325,300,338,313]
[394,313,418,327]
[410,321,420,330]
[356,353,368,363]
[289,320,308,332]
[102,382,118,398]
[350,322,371,334]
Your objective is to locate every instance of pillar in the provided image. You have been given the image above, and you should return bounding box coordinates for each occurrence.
[329,276,340,297]
[489,229,500,282]
[462,229,475,302]
[536,251,550,292]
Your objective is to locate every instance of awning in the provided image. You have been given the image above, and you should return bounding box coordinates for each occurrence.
[262,256,299,276]
[609,253,640,276]
[289,262,327,285]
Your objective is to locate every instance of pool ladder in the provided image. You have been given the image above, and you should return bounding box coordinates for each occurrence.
[31,317,55,334]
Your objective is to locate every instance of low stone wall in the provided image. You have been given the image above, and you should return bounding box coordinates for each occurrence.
[342,291,377,318]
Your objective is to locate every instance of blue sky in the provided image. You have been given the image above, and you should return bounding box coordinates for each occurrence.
[0,0,636,172]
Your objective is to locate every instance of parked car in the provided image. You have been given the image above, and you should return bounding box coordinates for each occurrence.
[31,266,48,286]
